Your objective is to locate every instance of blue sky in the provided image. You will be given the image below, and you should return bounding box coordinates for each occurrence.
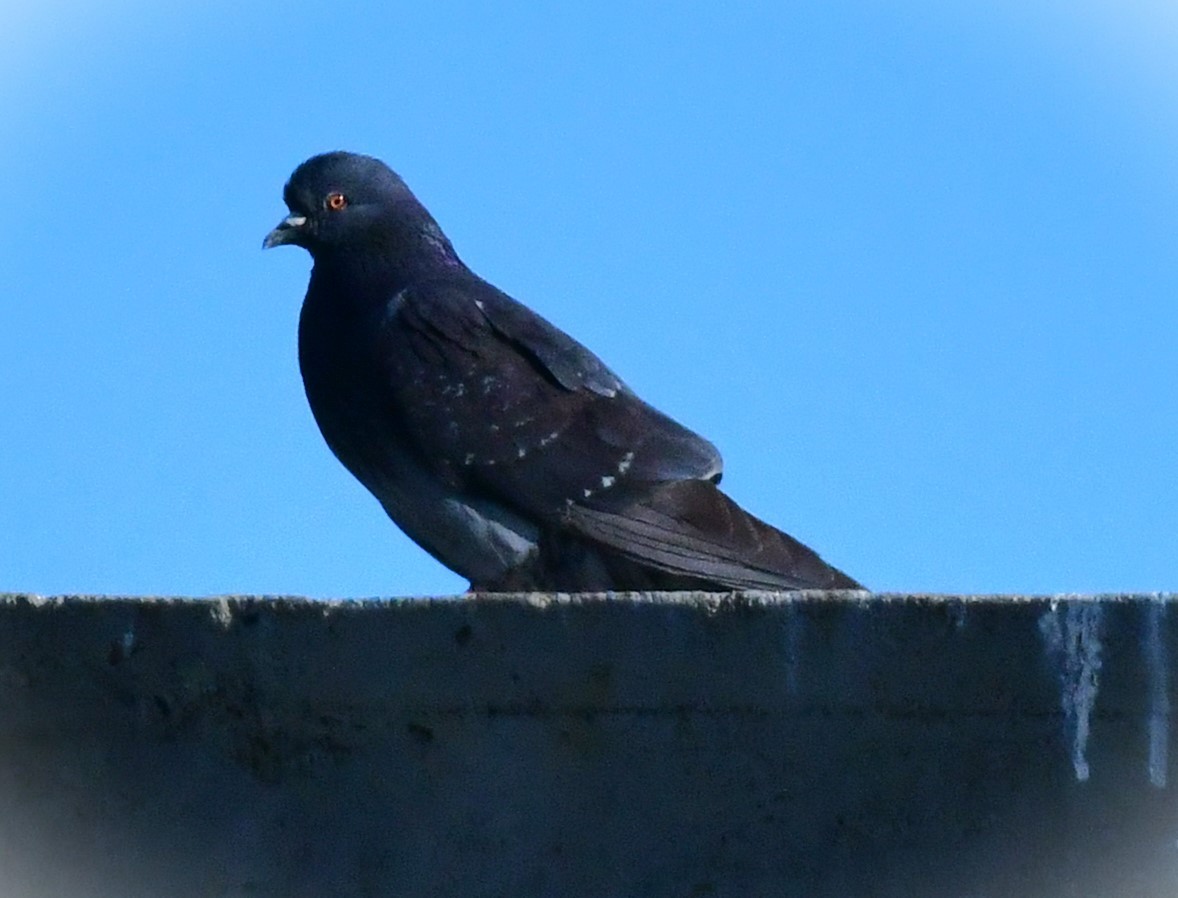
[2,1,1175,598]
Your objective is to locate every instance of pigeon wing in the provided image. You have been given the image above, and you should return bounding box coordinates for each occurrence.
[381,279,858,590]
[379,278,722,515]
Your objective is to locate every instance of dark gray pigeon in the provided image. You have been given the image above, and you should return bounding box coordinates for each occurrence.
[264,151,862,591]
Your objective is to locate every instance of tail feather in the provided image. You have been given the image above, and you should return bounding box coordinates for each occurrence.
[565,480,862,591]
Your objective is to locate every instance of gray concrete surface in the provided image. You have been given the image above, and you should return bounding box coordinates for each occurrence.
[0,592,1175,897]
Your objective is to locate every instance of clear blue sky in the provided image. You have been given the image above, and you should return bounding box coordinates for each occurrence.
[3,1,1176,598]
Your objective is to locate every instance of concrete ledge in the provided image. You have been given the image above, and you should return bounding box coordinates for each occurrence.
[0,592,1175,897]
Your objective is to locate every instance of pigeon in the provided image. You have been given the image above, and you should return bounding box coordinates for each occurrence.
[264,152,862,592]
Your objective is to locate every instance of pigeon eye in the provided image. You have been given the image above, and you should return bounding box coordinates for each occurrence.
[325,192,348,211]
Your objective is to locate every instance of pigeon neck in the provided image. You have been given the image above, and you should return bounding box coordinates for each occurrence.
[310,236,465,309]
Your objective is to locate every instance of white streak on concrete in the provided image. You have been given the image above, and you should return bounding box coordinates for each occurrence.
[1145,600,1169,788]
[1038,601,1104,782]
[782,606,802,698]
[947,600,967,631]
[211,598,234,628]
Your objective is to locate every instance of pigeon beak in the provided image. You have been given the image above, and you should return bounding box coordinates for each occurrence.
[262,214,308,249]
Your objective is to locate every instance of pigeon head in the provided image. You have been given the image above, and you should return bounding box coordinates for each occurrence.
[263,152,460,271]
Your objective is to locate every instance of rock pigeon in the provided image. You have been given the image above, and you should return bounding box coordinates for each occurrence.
[264,152,861,592]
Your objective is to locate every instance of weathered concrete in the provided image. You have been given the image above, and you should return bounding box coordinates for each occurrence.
[0,592,1174,897]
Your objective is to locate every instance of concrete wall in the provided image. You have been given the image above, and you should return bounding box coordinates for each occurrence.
[0,592,1174,897]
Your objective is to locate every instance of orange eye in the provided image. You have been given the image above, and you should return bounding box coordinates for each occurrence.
[326,192,348,211]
